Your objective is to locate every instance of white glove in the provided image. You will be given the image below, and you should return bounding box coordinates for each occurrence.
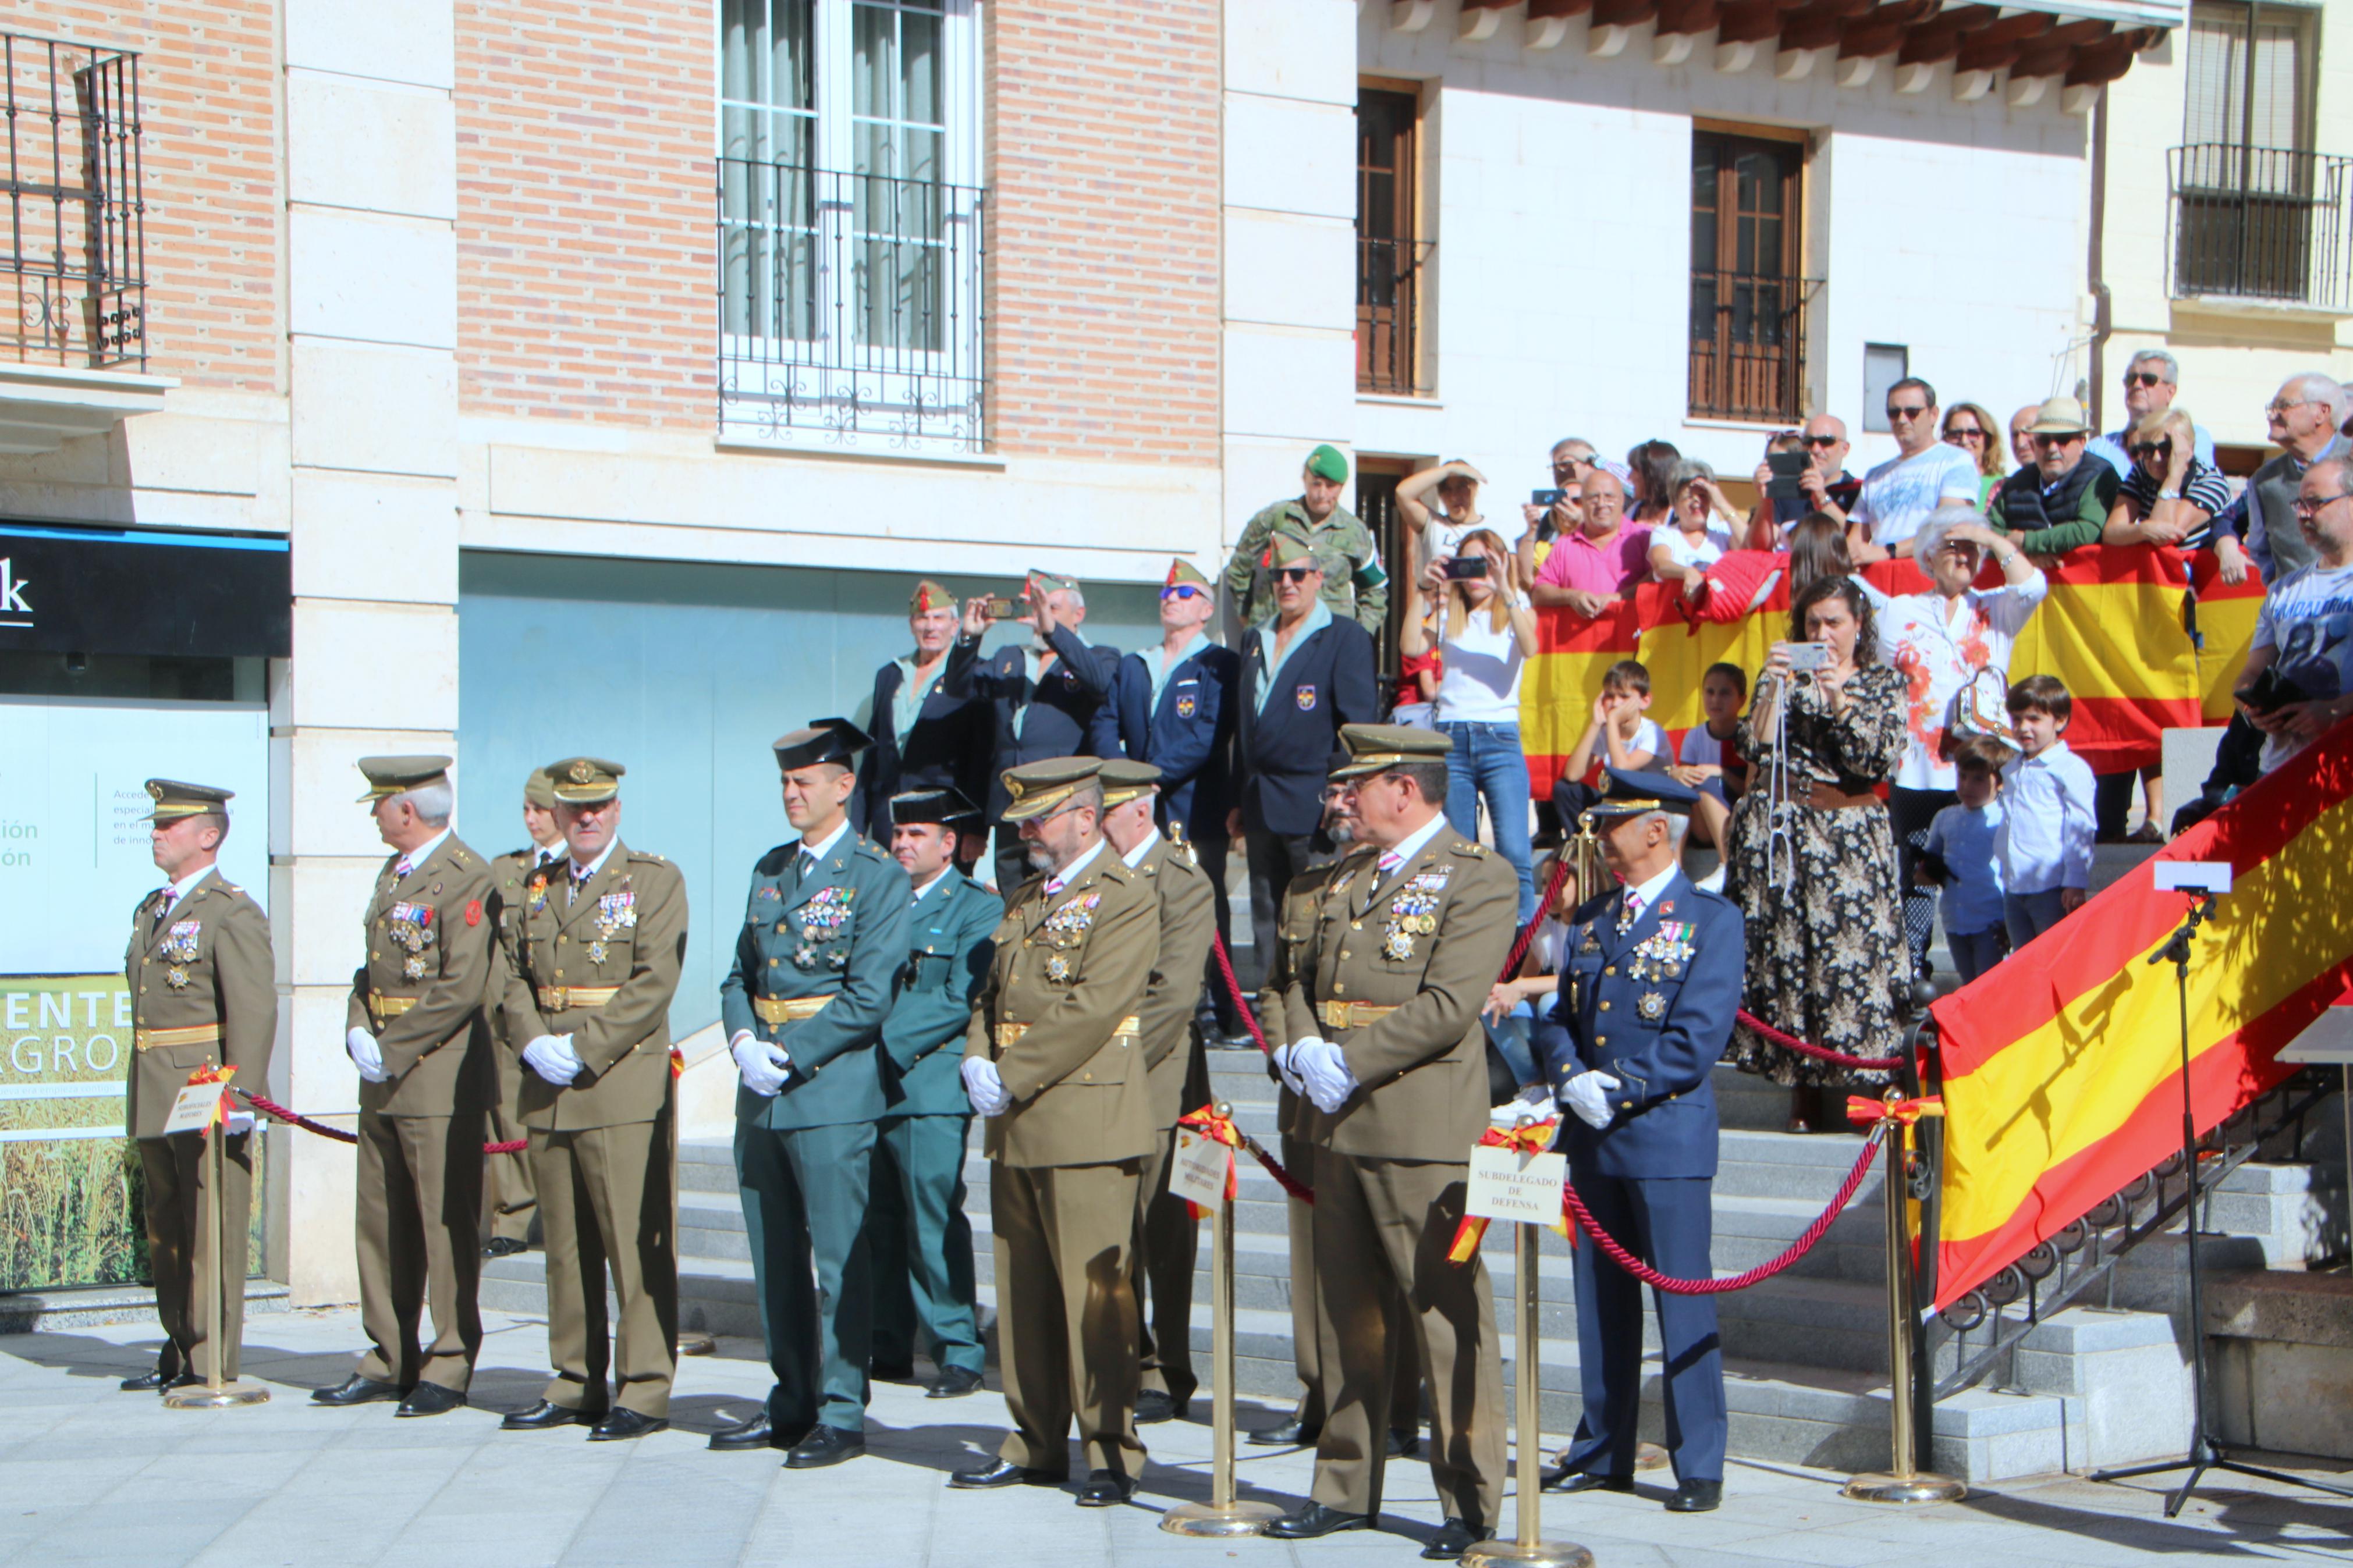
[1560,1070,1621,1130]
[1271,1040,1308,1096]
[1490,1085,1556,1129]
[346,1026,388,1083]
[523,1033,583,1086]
[960,1057,1011,1117]
[731,1033,792,1097]
[223,1109,256,1137]
[1296,1038,1358,1115]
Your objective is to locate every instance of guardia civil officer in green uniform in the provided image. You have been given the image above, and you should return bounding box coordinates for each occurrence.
[120,780,276,1393]
[315,756,498,1417]
[496,757,688,1442]
[864,785,996,1399]
[1224,442,1389,634]
[1095,758,1216,1425]
[481,769,566,1258]
[712,719,913,1467]
[949,758,1159,1507]
[1266,724,1516,1562]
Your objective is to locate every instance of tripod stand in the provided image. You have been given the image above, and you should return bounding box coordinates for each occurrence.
[2090,891,2353,1517]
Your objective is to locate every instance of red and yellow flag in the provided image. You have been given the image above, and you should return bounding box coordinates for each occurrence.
[1929,721,2353,1310]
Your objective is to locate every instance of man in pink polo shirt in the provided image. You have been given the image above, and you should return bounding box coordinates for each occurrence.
[1530,467,1652,617]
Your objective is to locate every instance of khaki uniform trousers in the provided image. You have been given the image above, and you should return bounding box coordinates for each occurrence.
[992,1158,1147,1478]
[1283,1126,1421,1434]
[1309,1147,1505,1528]
[354,1109,484,1391]
[137,1129,255,1381]
[481,1050,537,1246]
[1134,1125,1199,1404]
[532,1112,677,1418]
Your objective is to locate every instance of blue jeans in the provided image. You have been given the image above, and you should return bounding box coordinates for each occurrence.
[1441,720,1536,923]
[2004,890,2070,950]
[1944,925,2009,985]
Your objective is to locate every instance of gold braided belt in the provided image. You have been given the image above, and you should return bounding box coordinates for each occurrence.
[753,995,832,1025]
[537,985,621,1013]
[995,1015,1141,1049]
[133,1023,221,1052]
[366,995,419,1023]
[1320,1000,1399,1030]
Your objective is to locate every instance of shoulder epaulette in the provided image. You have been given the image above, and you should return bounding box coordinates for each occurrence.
[1448,840,1489,858]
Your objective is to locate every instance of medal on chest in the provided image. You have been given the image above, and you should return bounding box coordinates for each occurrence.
[1039,891,1100,978]
[1630,919,1695,982]
[792,886,856,970]
[527,872,550,916]
[161,919,202,987]
[590,886,636,966]
[1382,870,1449,961]
[387,901,438,980]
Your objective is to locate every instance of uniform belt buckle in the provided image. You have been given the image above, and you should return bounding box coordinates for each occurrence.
[544,986,569,1012]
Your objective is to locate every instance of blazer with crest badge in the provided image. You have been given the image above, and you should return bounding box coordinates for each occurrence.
[345,833,498,1119]
[123,868,278,1140]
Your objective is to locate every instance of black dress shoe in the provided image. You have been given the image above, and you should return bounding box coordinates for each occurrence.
[1421,1520,1494,1560]
[1246,1417,1320,1448]
[501,1400,602,1431]
[588,1409,668,1442]
[312,1375,404,1407]
[709,1410,786,1451]
[481,1236,528,1259]
[1134,1389,1182,1425]
[1542,1467,1634,1495]
[1265,1502,1371,1539]
[927,1366,985,1399]
[784,1424,865,1469]
[396,1383,467,1417]
[119,1368,173,1392]
[158,1371,203,1393]
[947,1458,1061,1489]
[869,1358,916,1381]
[1666,1478,1723,1513]
[1387,1427,1419,1458]
[1075,1469,1135,1507]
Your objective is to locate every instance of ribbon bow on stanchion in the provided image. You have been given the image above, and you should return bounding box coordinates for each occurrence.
[1846,1093,1944,1129]
[1446,1118,1561,1264]
[186,1063,237,1133]
[1174,1105,1243,1218]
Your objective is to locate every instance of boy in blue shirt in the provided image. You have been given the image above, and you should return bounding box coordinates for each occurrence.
[1918,739,2011,983]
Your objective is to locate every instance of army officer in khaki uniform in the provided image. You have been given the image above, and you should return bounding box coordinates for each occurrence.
[482,769,566,1258]
[120,780,276,1393]
[1265,726,1515,1562]
[1093,759,1216,1425]
[314,756,498,1416]
[948,758,1159,1507]
[496,758,688,1441]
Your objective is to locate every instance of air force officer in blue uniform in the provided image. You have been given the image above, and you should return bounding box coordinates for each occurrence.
[1535,767,1741,1513]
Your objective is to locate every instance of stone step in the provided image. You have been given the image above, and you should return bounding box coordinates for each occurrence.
[0,1278,291,1335]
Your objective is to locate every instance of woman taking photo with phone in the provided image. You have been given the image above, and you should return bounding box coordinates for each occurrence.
[1722,575,1910,1130]
[1403,528,1540,920]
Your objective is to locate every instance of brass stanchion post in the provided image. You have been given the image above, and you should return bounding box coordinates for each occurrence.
[1841,1094,1955,1502]
[1465,1125,1591,1568]
[166,1103,268,1410]
[1162,1104,1281,1537]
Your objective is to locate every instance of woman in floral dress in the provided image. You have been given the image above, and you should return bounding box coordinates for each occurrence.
[1723,575,1911,1130]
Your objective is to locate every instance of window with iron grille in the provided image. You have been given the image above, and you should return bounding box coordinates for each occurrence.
[1688,128,1815,424]
[718,0,984,451]
[1357,86,1431,397]
[0,33,144,371]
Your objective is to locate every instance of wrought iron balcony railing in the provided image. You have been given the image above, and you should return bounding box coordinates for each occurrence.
[0,32,144,370]
[1688,269,1818,424]
[717,160,985,451]
[1357,235,1433,397]
[2168,143,2353,311]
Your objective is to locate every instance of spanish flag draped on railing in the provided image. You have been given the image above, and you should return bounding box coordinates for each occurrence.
[1520,543,2262,786]
[1928,721,2353,1310]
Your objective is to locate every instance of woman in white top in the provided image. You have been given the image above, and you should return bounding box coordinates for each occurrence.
[1875,503,2046,977]
[1401,527,1540,921]
[1649,458,1740,599]
[1397,457,1497,579]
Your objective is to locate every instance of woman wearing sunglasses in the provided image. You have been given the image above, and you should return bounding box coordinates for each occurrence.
[1940,401,2004,507]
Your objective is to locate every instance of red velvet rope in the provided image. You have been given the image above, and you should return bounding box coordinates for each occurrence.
[1733,1008,1910,1072]
[236,1088,528,1155]
[1499,853,1576,983]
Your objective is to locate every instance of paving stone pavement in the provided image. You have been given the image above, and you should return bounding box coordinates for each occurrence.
[1,1305,2348,1567]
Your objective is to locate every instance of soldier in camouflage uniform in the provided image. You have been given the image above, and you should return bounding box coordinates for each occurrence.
[1224,443,1389,634]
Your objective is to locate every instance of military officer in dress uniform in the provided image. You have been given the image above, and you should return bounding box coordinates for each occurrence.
[1094,759,1216,1424]
[856,579,993,845]
[1265,725,1514,1562]
[864,786,996,1400]
[482,769,565,1259]
[947,758,1159,1507]
[1223,443,1390,634]
[496,757,688,1441]
[1536,767,1740,1514]
[120,780,276,1393]
[1250,766,1421,1458]
[314,756,498,1417]
[710,719,912,1467]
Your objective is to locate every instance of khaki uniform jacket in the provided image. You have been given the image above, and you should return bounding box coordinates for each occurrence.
[345,833,499,1118]
[1258,845,1372,1140]
[1282,824,1516,1161]
[484,845,556,1094]
[964,844,1158,1168]
[1131,835,1216,1132]
[123,869,277,1140]
[498,839,688,1132]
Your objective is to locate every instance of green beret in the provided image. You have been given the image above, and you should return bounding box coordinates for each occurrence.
[1305,443,1350,483]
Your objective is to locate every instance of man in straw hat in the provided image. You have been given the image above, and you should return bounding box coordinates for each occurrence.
[119,780,276,1394]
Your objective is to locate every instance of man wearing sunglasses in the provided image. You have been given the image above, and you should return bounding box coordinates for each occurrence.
[1847,378,1982,564]
[1224,443,1390,634]
[1989,395,2120,557]
[2238,372,2351,582]
[2085,351,2215,480]
[1110,558,1243,1039]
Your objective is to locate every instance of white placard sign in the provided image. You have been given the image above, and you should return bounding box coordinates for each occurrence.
[1168,1128,1233,1210]
[1467,1144,1568,1224]
[159,1078,229,1137]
